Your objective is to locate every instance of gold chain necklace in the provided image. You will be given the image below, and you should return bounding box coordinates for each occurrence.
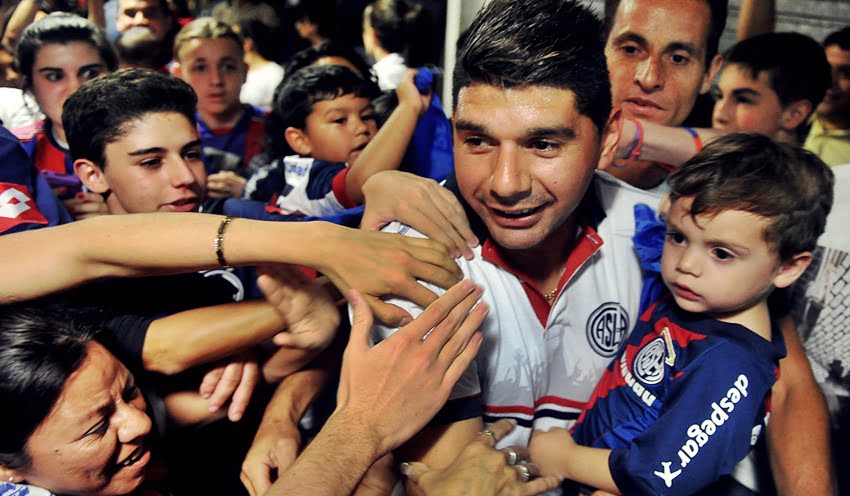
[543,287,558,302]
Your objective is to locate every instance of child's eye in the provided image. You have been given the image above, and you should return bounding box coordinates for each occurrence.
[666,231,686,245]
[190,64,206,73]
[361,113,376,121]
[332,117,347,125]
[222,63,239,73]
[712,248,735,261]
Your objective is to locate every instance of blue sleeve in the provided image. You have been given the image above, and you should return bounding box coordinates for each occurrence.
[609,343,774,495]
[0,128,69,234]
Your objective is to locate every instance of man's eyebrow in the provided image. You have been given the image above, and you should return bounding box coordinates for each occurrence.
[36,67,62,73]
[78,63,106,72]
[453,120,487,133]
[611,32,647,47]
[526,127,576,140]
[664,42,699,56]
[128,147,167,156]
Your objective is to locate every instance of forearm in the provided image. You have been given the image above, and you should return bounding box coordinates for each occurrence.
[260,365,331,435]
[561,446,619,495]
[3,0,41,49]
[737,0,775,41]
[767,316,835,495]
[143,301,286,375]
[346,102,420,205]
[87,0,106,28]
[616,119,722,167]
[0,213,336,302]
[267,409,382,496]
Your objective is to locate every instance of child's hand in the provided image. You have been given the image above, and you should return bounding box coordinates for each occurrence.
[396,69,432,116]
[528,427,575,478]
[207,171,247,198]
[63,192,109,220]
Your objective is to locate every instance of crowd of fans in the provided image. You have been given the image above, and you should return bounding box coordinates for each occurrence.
[0,0,846,495]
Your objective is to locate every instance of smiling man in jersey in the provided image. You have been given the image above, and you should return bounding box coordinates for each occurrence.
[371,0,832,494]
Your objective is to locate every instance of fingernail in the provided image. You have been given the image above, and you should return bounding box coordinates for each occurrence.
[76,192,85,199]
[399,462,411,475]
[209,404,219,412]
[398,316,412,326]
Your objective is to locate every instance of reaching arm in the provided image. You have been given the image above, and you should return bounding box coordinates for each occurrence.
[87,0,106,28]
[241,361,333,496]
[266,282,487,496]
[142,300,285,375]
[615,118,723,168]
[737,0,775,41]
[0,213,461,325]
[345,70,431,205]
[2,0,41,49]
[766,316,835,495]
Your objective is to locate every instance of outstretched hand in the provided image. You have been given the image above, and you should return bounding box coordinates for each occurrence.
[362,171,478,260]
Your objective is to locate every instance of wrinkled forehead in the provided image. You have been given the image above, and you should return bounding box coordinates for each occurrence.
[608,0,711,56]
[118,0,166,14]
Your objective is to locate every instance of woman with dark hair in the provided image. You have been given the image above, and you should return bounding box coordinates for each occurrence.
[0,305,154,495]
[11,13,118,221]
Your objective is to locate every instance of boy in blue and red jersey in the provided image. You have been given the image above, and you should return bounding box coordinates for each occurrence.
[173,17,266,200]
[529,134,834,495]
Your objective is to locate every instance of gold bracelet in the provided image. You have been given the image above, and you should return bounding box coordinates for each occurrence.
[214,216,233,268]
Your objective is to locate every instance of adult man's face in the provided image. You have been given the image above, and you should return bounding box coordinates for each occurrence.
[116,0,172,41]
[453,84,618,254]
[76,111,206,214]
[605,0,713,126]
[817,44,850,124]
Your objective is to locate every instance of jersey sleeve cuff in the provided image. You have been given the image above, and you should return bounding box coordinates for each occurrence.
[331,167,357,209]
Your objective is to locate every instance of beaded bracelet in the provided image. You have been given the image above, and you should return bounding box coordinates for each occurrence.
[681,126,703,154]
[214,216,233,268]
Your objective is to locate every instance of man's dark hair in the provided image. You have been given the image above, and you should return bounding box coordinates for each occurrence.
[603,0,728,67]
[264,64,380,160]
[668,133,834,261]
[0,304,98,470]
[725,32,831,109]
[63,68,197,168]
[824,26,850,50]
[453,0,611,133]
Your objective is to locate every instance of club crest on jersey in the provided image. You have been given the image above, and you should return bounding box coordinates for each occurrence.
[586,302,629,357]
[634,337,666,385]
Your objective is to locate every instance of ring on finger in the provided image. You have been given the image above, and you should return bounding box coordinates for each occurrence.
[500,446,519,466]
[226,185,233,195]
[478,428,497,444]
[514,464,530,483]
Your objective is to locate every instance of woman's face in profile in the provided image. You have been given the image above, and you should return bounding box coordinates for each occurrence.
[13,342,152,495]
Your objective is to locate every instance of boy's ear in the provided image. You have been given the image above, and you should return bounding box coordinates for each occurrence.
[780,99,813,133]
[284,127,312,156]
[772,252,812,289]
[596,107,623,170]
[658,193,672,219]
[171,61,182,79]
[75,159,110,194]
[700,53,724,94]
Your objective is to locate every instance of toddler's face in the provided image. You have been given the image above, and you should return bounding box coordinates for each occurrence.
[660,196,783,319]
[302,94,377,164]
